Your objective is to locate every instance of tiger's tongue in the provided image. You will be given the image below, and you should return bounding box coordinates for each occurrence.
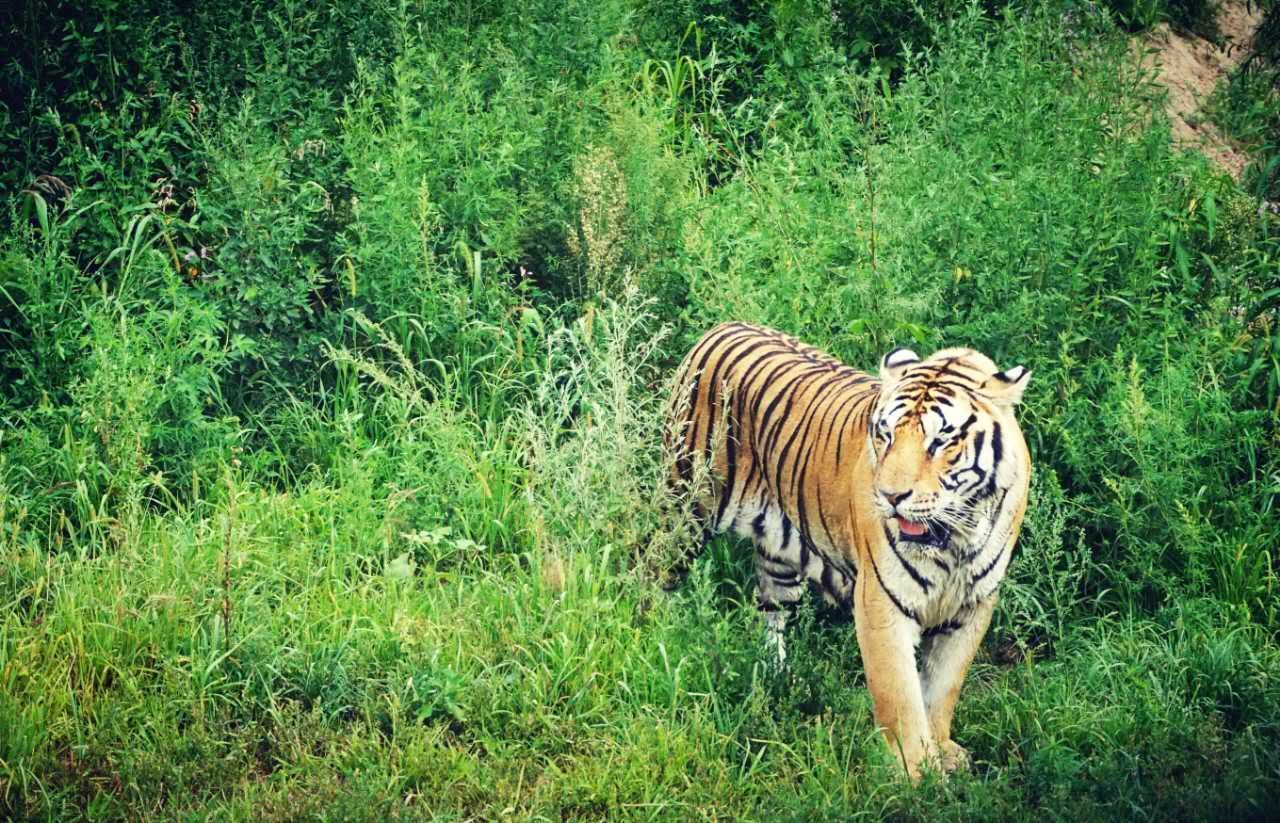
[896,517,928,537]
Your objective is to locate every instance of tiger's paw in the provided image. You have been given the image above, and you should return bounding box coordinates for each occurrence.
[940,740,971,774]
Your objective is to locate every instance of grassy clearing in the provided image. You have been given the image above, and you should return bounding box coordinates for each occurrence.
[2,0,1279,818]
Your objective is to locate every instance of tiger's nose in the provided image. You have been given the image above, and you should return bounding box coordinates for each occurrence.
[879,489,913,508]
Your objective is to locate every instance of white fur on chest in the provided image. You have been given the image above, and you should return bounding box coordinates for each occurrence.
[879,500,1016,630]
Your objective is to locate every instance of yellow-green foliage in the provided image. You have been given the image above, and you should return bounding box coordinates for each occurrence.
[1,0,1278,818]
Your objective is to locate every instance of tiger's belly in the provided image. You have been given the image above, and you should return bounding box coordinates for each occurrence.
[720,489,858,611]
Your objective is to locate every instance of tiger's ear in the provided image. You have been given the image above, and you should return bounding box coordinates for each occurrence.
[981,365,1032,408]
[879,346,920,383]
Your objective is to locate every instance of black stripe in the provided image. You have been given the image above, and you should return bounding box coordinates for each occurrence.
[981,421,1004,498]
[777,372,838,495]
[835,389,875,466]
[756,545,793,566]
[970,540,1007,583]
[824,384,868,459]
[672,408,696,484]
[814,482,838,549]
[754,358,825,434]
[701,332,770,459]
[746,357,807,432]
[734,347,779,485]
[868,553,919,623]
[954,412,979,441]
[891,543,932,592]
[682,324,751,422]
[785,380,845,506]
[923,363,983,384]
[681,324,743,376]
[684,326,757,465]
[735,347,796,440]
[923,619,964,638]
[820,562,837,596]
[719,338,777,383]
[814,371,870,450]
[714,410,739,529]
[756,365,828,459]
[958,430,987,494]
[883,346,919,368]
[703,338,777,527]
[881,524,933,592]
[898,379,958,399]
[923,378,983,394]
[761,365,831,460]
[960,488,1012,563]
[799,531,819,567]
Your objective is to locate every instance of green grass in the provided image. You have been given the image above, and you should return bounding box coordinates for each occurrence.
[3,483,1279,818]
[2,0,1279,818]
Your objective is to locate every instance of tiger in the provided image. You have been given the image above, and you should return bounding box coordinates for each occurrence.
[663,322,1032,780]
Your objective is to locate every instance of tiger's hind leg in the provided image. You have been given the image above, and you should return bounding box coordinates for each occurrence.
[746,506,807,667]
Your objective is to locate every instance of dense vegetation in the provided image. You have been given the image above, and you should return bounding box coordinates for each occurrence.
[1211,0,1280,199]
[2,0,1278,818]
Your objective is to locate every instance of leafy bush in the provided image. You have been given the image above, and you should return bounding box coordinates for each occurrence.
[994,468,1093,654]
[2,0,1279,817]
[1103,0,1221,35]
[1209,0,1280,199]
[1,209,234,539]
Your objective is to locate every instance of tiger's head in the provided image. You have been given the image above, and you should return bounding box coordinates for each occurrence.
[868,346,1031,550]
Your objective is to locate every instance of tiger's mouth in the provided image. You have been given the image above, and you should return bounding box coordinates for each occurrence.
[894,516,951,549]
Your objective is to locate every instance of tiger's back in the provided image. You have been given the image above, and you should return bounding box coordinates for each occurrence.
[665,322,881,612]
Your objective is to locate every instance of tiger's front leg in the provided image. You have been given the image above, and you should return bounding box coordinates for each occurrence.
[853,574,938,781]
[920,595,996,773]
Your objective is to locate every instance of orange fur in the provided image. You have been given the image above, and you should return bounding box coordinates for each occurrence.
[665,323,1032,779]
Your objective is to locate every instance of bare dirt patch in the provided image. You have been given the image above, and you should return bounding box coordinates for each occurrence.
[1138,0,1263,178]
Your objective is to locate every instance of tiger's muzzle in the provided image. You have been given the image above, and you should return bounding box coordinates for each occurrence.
[894,516,952,550]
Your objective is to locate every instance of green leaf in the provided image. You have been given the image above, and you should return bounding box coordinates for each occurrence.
[385,552,415,582]
[29,192,49,236]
